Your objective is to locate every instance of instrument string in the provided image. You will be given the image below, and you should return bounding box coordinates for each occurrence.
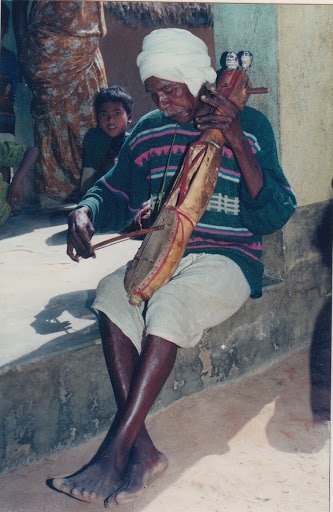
[153,128,178,216]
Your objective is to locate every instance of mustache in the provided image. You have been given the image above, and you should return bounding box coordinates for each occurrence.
[163,109,187,118]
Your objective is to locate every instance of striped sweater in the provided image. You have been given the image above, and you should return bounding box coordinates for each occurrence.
[80,107,297,298]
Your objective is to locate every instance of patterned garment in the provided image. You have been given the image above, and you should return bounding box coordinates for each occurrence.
[79,106,297,298]
[22,1,107,201]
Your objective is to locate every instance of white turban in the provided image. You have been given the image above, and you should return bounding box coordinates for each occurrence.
[137,28,217,97]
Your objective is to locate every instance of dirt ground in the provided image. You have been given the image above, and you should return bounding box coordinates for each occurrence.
[0,347,330,512]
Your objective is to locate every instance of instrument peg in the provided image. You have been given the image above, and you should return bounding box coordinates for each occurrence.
[247,87,270,95]
[238,50,253,71]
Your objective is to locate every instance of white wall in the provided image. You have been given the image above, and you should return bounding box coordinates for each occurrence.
[278,5,333,206]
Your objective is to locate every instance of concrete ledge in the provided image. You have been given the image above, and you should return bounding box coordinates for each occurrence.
[0,201,331,474]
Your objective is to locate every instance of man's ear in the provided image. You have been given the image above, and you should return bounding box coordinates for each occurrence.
[128,115,133,124]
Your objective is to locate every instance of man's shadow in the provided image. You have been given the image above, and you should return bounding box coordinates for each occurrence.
[309,201,331,421]
[310,298,331,421]
[265,202,331,454]
[31,289,96,334]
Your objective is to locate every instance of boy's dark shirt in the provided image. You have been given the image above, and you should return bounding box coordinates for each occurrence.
[82,127,127,178]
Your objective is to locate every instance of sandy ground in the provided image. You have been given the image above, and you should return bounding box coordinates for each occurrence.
[0,348,330,512]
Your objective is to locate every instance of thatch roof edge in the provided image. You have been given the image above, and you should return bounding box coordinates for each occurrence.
[104,2,213,28]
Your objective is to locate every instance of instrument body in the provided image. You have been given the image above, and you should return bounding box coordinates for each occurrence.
[124,68,264,305]
[124,134,224,305]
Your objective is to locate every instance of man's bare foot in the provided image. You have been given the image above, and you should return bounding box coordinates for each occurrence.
[105,449,168,506]
[51,456,124,504]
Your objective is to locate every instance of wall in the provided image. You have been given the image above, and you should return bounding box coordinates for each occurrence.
[213,3,333,207]
[277,5,333,206]
[213,4,279,135]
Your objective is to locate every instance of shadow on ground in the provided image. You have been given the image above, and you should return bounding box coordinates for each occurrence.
[0,209,70,241]
[1,289,98,370]
[309,201,331,421]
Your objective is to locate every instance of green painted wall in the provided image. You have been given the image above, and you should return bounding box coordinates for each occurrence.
[213,4,279,138]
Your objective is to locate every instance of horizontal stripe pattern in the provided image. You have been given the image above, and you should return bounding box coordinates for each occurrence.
[87,108,296,298]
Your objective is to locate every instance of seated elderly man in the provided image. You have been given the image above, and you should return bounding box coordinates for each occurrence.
[51,29,296,506]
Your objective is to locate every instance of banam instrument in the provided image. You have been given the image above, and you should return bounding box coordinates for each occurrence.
[124,62,268,305]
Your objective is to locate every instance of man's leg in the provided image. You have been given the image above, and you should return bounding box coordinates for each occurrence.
[51,315,177,504]
[100,313,169,505]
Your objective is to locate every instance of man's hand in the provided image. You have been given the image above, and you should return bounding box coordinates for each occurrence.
[195,89,244,148]
[134,199,152,228]
[196,88,264,199]
[67,207,96,262]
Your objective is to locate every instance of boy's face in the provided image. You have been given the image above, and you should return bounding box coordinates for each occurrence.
[97,101,130,138]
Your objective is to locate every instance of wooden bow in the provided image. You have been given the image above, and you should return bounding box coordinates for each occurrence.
[92,225,166,251]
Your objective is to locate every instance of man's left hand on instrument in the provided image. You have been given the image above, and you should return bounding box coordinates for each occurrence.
[195,89,243,146]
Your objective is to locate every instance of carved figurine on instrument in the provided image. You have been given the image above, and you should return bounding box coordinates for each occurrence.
[238,50,253,71]
[51,29,297,507]
[225,51,240,70]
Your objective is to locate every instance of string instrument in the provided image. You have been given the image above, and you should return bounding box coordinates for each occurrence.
[124,58,268,305]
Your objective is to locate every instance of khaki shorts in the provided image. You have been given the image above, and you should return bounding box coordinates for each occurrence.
[92,253,251,353]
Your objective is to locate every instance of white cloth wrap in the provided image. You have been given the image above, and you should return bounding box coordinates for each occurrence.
[137,28,217,97]
[92,253,250,353]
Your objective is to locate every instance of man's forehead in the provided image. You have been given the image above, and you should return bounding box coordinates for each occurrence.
[144,76,185,91]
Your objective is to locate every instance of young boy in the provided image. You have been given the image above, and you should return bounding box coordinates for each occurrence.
[0,1,38,221]
[79,85,133,198]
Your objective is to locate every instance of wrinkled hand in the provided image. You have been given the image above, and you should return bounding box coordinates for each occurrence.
[67,207,95,262]
[134,199,152,227]
[195,89,244,147]
[140,200,152,220]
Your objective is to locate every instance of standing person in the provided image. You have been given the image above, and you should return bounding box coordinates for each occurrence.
[0,0,19,184]
[51,29,296,507]
[12,0,108,207]
[0,0,38,218]
[80,86,133,198]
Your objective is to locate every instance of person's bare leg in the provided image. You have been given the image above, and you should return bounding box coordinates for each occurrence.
[51,315,176,504]
[51,317,138,503]
[100,315,169,505]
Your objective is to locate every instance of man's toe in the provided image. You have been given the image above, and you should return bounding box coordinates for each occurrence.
[51,477,67,492]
